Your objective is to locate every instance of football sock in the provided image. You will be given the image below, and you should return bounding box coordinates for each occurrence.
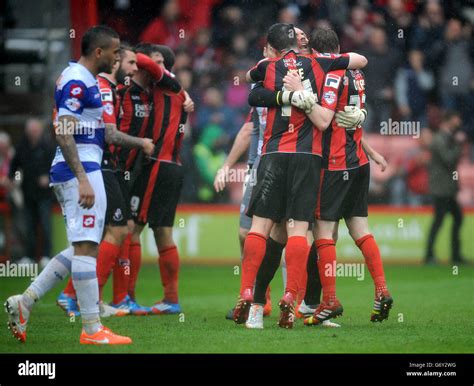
[158,245,180,303]
[96,241,121,300]
[63,278,76,298]
[113,233,131,304]
[128,242,142,300]
[71,255,101,335]
[316,239,337,303]
[240,232,267,295]
[304,242,322,307]
[253,238,285,304]
[356,234,388,296]
[23,247,74,311]
[285,236,309,298]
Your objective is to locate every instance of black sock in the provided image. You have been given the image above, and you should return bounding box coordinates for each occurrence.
[253,237,285,304]
[304,242,321,307]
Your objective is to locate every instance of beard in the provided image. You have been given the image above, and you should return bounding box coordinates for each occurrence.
[116,67,127,85]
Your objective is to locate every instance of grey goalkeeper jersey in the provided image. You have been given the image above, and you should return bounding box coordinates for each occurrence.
[248,105,267,166]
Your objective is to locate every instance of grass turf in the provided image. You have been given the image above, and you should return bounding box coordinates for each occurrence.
[0,264,473,353]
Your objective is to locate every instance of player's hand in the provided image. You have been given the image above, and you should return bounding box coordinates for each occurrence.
[183,91,194,113]
[78,177,95,209]
[371,152,388,172]
[335,106,367,128]
[289,90,317,114]
[283,71,304,91]
[214,166,229,192]
[142,138,155,156]
[454,130,466,144]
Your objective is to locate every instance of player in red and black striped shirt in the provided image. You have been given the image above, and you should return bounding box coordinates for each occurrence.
[233,23,368,328]
[127,44,193,315]
[283,28,392,325]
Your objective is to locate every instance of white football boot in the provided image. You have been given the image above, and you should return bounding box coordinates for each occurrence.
[5,295,30,343]
[245,304,264,329]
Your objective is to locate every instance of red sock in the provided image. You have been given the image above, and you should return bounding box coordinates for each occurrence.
[285,236,309,298]
[158,245,180,303]
[113,233,131,304]
[316,239,337,303]
[356,234,387,296]
[96,241,121,300]
[240,232,267,296]
[63,277,76,298]
[128,242,142,300]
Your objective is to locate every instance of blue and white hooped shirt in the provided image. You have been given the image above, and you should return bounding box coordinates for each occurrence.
[50,62,105,183]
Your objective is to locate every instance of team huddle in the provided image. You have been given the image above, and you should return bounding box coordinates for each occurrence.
[5,23,392,345]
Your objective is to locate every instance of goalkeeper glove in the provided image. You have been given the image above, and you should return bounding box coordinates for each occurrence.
[281,90,317,114]
[335,106,367,128]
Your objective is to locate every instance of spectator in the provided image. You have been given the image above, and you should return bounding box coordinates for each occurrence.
[384,0,414,52]
[8,118,54,263]
[0,131,13,202]
[341,6,371,52]
[193,123,228,202]
[410,0,445,68]
[360,26,402,133]
[438,18,473,139]
[405,128,432,205]
[140,0,188,49]
[196,87,237,138]
[395,50,435,125]
[425,111,466,264]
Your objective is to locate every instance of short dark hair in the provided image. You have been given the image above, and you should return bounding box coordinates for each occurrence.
[119,42,135,59]
[310,28,339,53]
[81,25,119,56]
[267,23,297,51]
[152,45,175,71]
[135,42,154,56]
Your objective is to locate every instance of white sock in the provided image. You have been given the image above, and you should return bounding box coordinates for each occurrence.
[22,247,74,311]
[71,255,101,335]
[281,255,287,290]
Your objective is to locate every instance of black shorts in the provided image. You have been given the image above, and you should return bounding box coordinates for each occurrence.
[103,170,132,226]
[130,160,183,228]
[316,163,370,221]
[247,153,321,223]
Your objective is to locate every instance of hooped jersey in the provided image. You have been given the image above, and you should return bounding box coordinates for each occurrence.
[50,62,105,183]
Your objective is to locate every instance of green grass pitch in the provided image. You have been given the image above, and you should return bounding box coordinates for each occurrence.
[1,264,473,353]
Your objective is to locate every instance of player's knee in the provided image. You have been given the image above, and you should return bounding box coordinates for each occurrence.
[153,227,174,250]
[73,241,99,257]
[107,226,128,245]
[239,227,249,243]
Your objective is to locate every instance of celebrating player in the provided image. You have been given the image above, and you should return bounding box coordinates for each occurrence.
[232,23,369,329]
[5,26,137,344]
[280,28,393,325]
[122,44,192,315]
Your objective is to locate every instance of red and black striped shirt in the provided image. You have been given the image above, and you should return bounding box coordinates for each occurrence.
[249,51,350,156]
[115,81,152,171]
[320,69,369,170]
[98,75,120,170]
[147,87,187,164]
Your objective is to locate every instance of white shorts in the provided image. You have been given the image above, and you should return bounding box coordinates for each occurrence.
[53,170,106,244]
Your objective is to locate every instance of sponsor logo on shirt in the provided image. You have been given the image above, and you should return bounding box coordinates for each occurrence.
[323,90,336,106]
[65,98,81,112]
[82,215,95,228]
